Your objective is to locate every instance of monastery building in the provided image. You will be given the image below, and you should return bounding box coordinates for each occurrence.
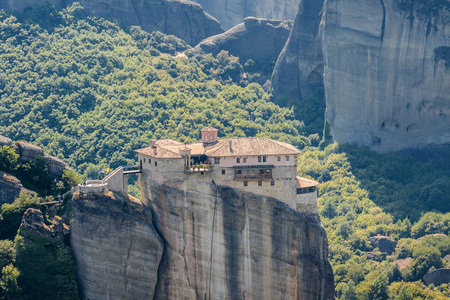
[135,127,318,216]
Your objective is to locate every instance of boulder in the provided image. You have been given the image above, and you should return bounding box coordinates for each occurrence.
[0,171,24,206]
[423,268,450,286]
[392,257,412,270]
[0,135,12,146]
[365,251,388,262]
[45,154,66,177]
[417,234,448,241]
[193,17,290,63]
[16,141,44,162]
[368,235,397,254]
[20,208,69,246]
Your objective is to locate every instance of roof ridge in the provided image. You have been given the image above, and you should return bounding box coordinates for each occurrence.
[205,138,231,155]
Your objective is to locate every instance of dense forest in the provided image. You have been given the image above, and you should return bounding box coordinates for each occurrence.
[0,3,449,299]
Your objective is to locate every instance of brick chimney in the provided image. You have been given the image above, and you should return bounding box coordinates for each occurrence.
[201,127,218,144]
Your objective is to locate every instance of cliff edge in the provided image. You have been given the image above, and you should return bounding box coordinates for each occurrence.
[70,179,334,299]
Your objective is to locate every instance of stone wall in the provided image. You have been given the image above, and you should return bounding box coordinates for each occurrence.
[297,190,318,217]
[138,154,299,210]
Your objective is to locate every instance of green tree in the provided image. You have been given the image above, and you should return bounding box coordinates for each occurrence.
[0,264,22,300]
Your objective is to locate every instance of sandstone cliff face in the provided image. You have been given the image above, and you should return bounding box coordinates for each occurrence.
[140,177,334,299]
[70,191,163,299]
[0,0,223,45]
[273,0,450,152]
[192,0,301,29]
[193,17,290,63]
[70,179,334,299]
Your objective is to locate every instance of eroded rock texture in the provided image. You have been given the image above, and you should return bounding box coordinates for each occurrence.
[193,17,290,63]
[70,179,334,299]
[273,0,450,152]
[0,171,24,205]
[0,0,223,45]
[70,192,164,299]
[141,177,334,299]
[192,0,301,29]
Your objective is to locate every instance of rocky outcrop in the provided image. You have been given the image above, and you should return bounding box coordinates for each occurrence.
[368,235,397,254]
[193,17,290,63]
[0,171,24,206]
[423,268,450,286]
[273,0,450,152]
[191,0,301,29]
[271,0,325,108]
[70,191,164,299]
[0,0,223,46]
[70,178,334,299]
[20,208,69,246]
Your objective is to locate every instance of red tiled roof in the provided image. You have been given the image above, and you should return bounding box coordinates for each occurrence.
[135,137,300,158]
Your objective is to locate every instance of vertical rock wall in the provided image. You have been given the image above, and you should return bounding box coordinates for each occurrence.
[272,0,450,152]
[140,177,334,299]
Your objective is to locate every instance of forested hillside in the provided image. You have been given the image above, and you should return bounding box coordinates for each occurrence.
[299,143,450,299]
[0,3,311,178]
[0,3,449,300]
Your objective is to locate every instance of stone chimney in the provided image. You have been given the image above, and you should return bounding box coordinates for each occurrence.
[151,140,156,148]
[201,127,218,144]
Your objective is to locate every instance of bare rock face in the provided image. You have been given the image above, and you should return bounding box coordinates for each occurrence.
[193,17,291,63]
[0,0,223,45]
[20,208,69,246]
[0,171,24,206]
[273,0,450,152]
[191,0,301,30]
[70,178,334,299]
[70,191,164,299]
[423,268,450,286]
[271,0,325,108]
[368,235,397,254]
[141,177,334,299]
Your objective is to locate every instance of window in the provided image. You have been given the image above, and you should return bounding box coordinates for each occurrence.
[286,156,290,161]
[271,180,275,186]
[237,170,242,174]
[222,170,225,175]
[277,156,281,162]
[258,156,261,162]
[243,157,247,163]
[155,161,157,166]
[263,156,267,162]
[258,181,262,186]
[149,159,151,164]
[244,181,248,186]
[236,158,240,163]
[214,157,220,164]
[144,158,146,163]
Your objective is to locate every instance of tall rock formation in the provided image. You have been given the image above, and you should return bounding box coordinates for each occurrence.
[273,0,450,152]
[193,17,291,63]
[70,179,334,299]
[191,0,301,30]
[0,0,223,45]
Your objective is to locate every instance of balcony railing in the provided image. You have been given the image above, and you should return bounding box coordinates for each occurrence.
[234,173,272,181]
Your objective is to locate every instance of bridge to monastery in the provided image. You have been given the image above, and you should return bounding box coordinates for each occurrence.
[77,165,141,194]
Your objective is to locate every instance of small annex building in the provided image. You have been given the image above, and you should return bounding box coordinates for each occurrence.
[135,127,318,216]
